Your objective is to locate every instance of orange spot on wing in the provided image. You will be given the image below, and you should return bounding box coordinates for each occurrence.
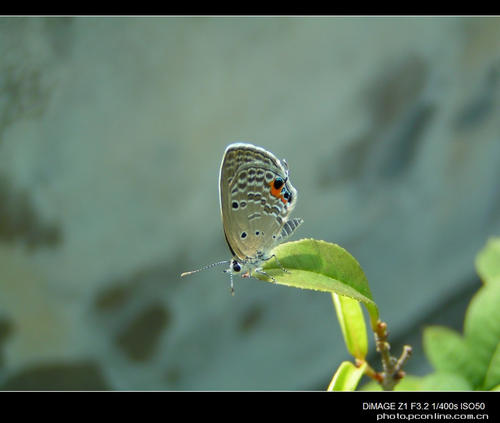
[269,180,288,204]
[269,181,281,198]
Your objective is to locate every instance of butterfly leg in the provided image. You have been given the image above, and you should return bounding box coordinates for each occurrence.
[255,268,276,283]
[268,254,290,274]
[223,269,235,296]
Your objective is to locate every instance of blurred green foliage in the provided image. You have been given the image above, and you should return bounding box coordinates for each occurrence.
[363,237,500,391]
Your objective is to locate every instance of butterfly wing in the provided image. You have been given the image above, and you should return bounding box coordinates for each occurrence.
[219,143,298,260]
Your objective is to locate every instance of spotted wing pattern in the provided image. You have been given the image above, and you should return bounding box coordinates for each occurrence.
[219,143,299,261]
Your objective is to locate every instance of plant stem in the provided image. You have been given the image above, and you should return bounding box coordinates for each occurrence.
[372,320,413,391]
[355,358,383,384]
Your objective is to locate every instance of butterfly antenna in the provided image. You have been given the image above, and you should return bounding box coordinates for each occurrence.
[181,260,230,277]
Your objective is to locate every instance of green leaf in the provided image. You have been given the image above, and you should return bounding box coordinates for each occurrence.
[361,375,423,391]
[332,293,368,360]
[475,237,500,284]
[419,372,473,391]
[483,342,500,390]
[421,280,500,390]
[464,283,500,387]
[362,372,473,391]
[327,361,367,391]
[412,240,500,392]
[260,239,379,327]
[423,326,483,387]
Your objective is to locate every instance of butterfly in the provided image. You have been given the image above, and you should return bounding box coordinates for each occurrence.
[181,142,303,294]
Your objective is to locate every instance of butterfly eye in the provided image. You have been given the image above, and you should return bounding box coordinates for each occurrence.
[232,261,241,272]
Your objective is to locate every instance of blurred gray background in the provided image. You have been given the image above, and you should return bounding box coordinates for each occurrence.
[0,16,499,390]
